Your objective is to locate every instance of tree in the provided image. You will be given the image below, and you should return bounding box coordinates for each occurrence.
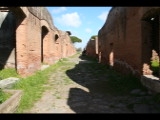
[76,47,82,52]
[66,31,72,35]
[90,35,97,40]
[70,36,82,43]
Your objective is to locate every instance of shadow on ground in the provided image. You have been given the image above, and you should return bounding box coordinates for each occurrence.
[65,54,127,113]
[65,54,160,113]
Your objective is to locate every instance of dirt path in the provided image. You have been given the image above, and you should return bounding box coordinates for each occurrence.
[25,53,160,113]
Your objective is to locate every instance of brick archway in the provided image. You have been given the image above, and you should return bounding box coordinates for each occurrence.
[55,34,59,42]
[41,25,49,64]
[54,31,61,61]
[0,7,26,74]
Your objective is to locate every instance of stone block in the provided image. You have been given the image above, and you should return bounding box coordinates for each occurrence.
[0,77,20,89]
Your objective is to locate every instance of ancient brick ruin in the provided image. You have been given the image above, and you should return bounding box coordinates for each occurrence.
[85,7,160,78]
[85,36,98,58]
[0,7,76,77]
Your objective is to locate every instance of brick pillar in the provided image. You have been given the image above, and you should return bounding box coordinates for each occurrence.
[16,18,28,75]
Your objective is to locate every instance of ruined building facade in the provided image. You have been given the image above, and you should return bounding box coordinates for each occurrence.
[86,7,160,78]
[0,7,76,77]
[85,36,98,59]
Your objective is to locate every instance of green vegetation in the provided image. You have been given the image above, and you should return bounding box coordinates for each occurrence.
[12,60,66,113]
[59,58,68,62]
[151,60,159,67]
[0,89,11,104]
[90,35,97,40]
[0,68,20,80]
[0,52,157,112]
[76,47,82,52]
[70,36,82,43]
[151,60,159,76]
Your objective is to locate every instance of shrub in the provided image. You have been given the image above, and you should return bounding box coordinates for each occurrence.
[151,60,159,77]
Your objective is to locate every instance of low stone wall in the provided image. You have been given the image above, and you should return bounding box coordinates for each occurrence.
[141,75,160,93]
[0,89,23,113]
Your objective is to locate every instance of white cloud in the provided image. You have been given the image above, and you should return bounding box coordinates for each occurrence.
[98,11,109,21]
[55,12,81,27]
[52,7,67,14]
[85,28,92,33]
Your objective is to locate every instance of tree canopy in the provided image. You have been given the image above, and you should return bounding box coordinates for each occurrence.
[70,36,82,43]
[66,31,72,35]
[90,35,97,40]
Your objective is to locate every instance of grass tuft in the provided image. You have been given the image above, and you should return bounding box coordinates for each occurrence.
[0,68,20,80]
[0,89,11,104]
[12,59,67,113]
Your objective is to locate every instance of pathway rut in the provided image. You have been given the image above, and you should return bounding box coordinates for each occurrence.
[25,53,160,113]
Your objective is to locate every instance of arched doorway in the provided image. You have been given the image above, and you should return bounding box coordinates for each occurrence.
[41,26,49,63]
[0,7,26,73]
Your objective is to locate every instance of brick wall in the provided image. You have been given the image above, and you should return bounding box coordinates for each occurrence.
[0,7,76,77]
[97,7,160,78]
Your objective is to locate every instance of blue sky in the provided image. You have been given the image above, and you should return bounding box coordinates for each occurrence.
[46,7,112,50]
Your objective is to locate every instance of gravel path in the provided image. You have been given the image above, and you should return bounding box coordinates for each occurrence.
[25,53,160,113]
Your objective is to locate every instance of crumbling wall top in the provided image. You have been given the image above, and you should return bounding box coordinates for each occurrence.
[27,7,55,30]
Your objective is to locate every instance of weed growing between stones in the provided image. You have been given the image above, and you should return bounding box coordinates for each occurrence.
[12,59,68,113]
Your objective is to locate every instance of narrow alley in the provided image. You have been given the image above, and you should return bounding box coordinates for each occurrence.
[24,53,160,113]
